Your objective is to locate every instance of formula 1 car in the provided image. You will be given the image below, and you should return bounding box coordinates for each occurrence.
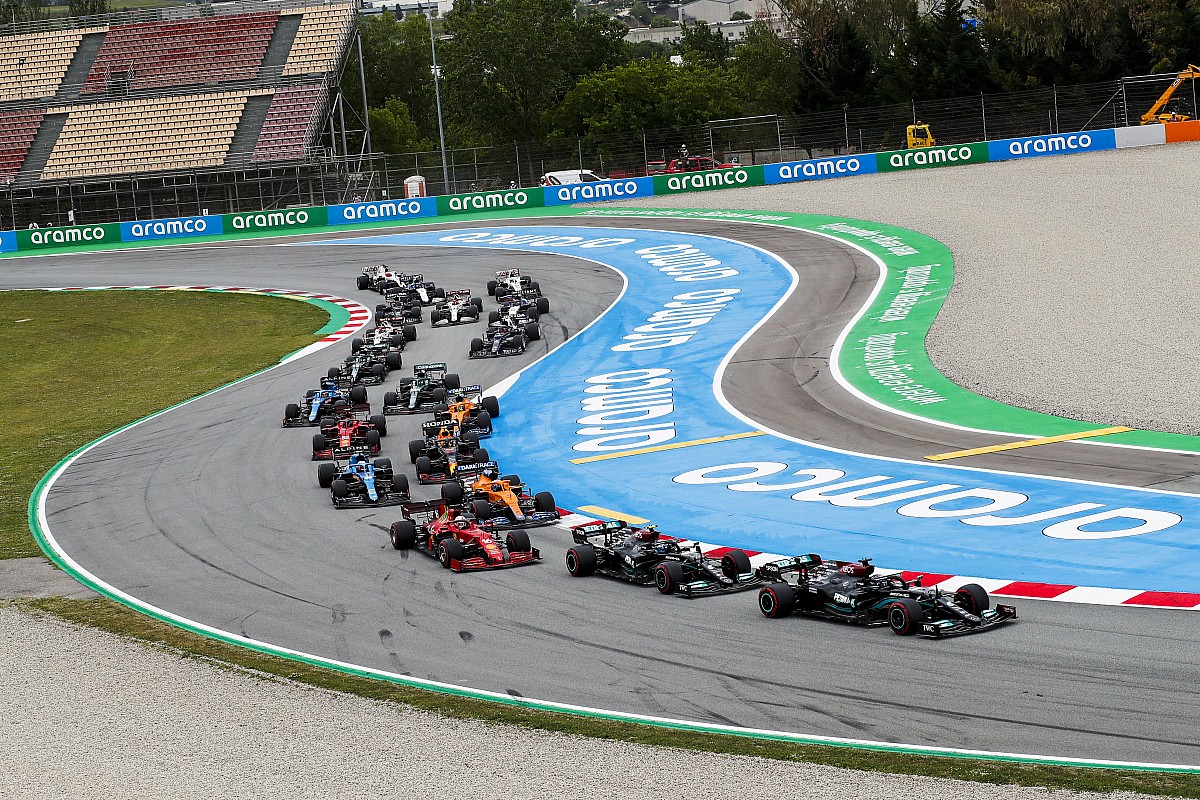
[328,347,401,387]
[375,292,424,325]
[282,380,369,427]
[386,273,445,306]
[468,320,539,359]
[387,499,540,571]
[358,263,398,292]
[440,462,559,528]
[487,289,549,326]
[430,290,483,326]
[316,455,410,509]
[407,420,491,484]
[355,320,418,353]
[383,363,462,415]
[487,268,541,303]
[564,520,759,597]
[432,385,500,437]
[755,554,1018,637]
[311,412,388,460]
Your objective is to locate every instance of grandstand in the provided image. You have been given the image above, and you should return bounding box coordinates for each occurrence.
[0,0,359,228]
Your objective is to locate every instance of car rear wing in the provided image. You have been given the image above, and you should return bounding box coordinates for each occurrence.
[447,289,472,299]
[571,519,628,545]
[454,461,498,480]
[755,553,824,581]
[421,419,457,436]
[413,362,447,377]
[495,268,520,278]
[451,385,484,403]
[519,288,539,299]
[400,498,448,523]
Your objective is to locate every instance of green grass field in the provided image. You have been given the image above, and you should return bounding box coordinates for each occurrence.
[4,289,1198,796]
[0,289,325,558]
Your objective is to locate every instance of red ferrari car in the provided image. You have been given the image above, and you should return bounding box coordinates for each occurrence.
[387,499,540,571]
[312,413,387,460]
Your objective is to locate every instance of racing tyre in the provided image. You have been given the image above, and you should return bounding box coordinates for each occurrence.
[351,337,363,353]
[382,280,397,293]
[408,440,424,463]
[487,279,497,296]
[472,499,491,520]
[429,310,441,325]
[473,410,491,433]
[390,520,416,550]
[565,545,597,577]
[536,297,550,314]
[403,323,418,342]
[501,474,521,487]
[488,310,500,324]
[384,391,399,409]
[954,583,990,615]
[534,491,556,513]
[392,473,409,495]
[333,399,349,413]
[316,462,337,488]
[430,387,447,403]
[349,385,368,405]
[370,414,387,435]
[721,550,752,581]
[482,395,500,418]
[435,288,446,300]
[357,274,370,290]
[284,403,300,421]
[415,456,432,478]
[530,281,541,292]
[312,433,327,453]
[758,583,795,618]
[374,457,392,472]
[386,350,402,371]
[331,480,350,499]
[888,598,925,635]
[523,322,540,341]
[318,416,336,430]
[371,363,386,379]
[460,431,479,447]
[441,481,464,504]
[434,403,450,416]
[327,366,340,380]
[389,334,404,348]
[366,429,382,450]
[473,448,490,464]
[469,337,483,356]
[376,304,389,315]
[506,530,531,554]
[443,373,461,390]
[472,297,484,311]
[438,537,463,569]
[655,561,686,594]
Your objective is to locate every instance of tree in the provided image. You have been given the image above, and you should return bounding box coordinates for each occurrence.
[553,57,744,137]
[69,0,109,16]
[649,14,674,27]
[441,0,629,143]
[632,39,672,59]
[731,10,752,20]
[631,0,651,24]
[678,20,732,66]
[368,97,434,153]
[733,20,804,114]
[1,0,48,23]
[342,12,439,143]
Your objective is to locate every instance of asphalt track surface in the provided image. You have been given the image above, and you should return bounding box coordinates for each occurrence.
[10,217,1200,766]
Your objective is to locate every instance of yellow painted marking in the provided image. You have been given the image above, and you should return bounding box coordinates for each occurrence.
[926,426,1133,461]
[569,430,766,464]
[575,506,650,525]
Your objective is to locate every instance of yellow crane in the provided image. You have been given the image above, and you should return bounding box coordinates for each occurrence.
[1140,65,1200,124]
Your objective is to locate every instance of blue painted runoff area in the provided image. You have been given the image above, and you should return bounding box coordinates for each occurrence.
[308,225,1200,592]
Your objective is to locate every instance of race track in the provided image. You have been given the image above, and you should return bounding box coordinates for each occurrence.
[10,217,1200,766]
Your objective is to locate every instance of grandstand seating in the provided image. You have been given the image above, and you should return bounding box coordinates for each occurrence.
[0,29,105,102]
[282,4,354,76]
[81,12,278,95]
[0,110,43,181]
[40,91,258,180]
[252,83,326,162]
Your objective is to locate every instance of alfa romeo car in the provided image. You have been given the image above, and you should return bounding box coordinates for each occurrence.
[430,289,483,326]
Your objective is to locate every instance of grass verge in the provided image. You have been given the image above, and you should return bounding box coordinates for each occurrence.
[8,290,1198,796]
[13,595,1200,797]
[0,289,325,558]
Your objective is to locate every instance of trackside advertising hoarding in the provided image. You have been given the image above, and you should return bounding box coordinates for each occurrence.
[876,142,989,172]
[328,197,438,225]
[17,223,121,250]
[764,155,878,184]
[652,165,766,194]
[988,129,1116,161]
[436,188,543,216]
[223,207,327,233]
[542,177,655,206]
[120,214,224,241]
[0,230,15,253]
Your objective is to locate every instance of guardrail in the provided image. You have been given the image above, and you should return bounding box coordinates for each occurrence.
[3,120,1197,256]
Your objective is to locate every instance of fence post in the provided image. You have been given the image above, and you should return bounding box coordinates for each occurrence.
[515,142,521,188]
[1053,84,1059,133]
[641,130,648,173]
[1121,79,1129,127]
[911,99,917,125]
[980,93,987,140]
[578,137,584,170]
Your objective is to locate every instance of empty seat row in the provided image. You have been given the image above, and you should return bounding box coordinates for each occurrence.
[0,109,44,180]
[252,83,326,163]
[0,28,103,102]
[282,5,353,76]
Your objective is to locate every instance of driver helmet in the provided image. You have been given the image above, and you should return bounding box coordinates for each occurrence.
[321,377,337,390]
[633,525,659,544]
[450,517,470,531]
